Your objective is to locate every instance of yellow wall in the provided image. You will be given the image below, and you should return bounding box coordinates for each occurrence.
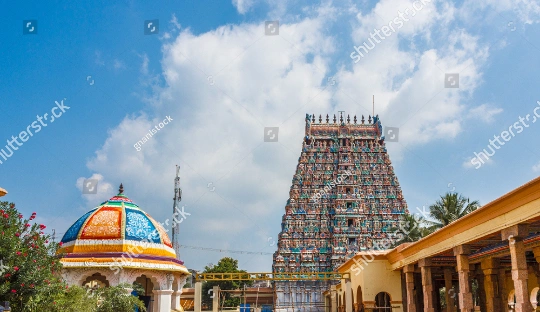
[340,257,403,312]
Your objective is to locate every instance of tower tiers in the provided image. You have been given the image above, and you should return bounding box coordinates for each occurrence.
[272,114,407,311]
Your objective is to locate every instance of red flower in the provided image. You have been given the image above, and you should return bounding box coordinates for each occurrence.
[21,283,24,287]
[5,273,11,278]
[25,223,30,227]
[13,267,19,271]
[59,242,63,247]
[3,214,8,218]
[33,260,36,263]
[18,214,23,219]
[16,251,21,255]
[15,233,20,237]
[45,240,49,243]
[30,284,34,288]
[39,224,46,230]
[11,290,16,293]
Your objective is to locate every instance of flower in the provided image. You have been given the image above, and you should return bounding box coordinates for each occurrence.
[16,251,21,255]
[39,224,46,230]
[5,273,11,278]
[11,290,16,293]
[15,233,20,237]
[30,284,34,288]
[13,266,19,271]
[21,283,24,287]
[25,223,30,227]
[59,242,63,247]
[18,214,23,219]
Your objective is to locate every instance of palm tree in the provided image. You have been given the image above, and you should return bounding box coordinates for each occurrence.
[426,192,480,231]
[390,213,431,247]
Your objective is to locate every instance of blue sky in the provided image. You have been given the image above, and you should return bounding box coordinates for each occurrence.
[1,0,539,272]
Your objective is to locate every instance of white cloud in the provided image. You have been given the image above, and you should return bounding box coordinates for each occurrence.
[468,103,503,123]
[75,173,115,207]
[533,161,540,172]
[232,0,254,14]
[76,0,515,270]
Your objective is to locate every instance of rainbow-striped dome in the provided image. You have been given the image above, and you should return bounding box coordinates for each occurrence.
[58,187,186,272]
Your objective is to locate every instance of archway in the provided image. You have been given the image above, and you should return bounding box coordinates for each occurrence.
[82,272,109,288]
[356,286,364,312]
[134,274,157,311]
[374,292,391,312]
[350,288,354,312]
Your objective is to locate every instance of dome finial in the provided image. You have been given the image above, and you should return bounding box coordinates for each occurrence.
[119,183,124,194]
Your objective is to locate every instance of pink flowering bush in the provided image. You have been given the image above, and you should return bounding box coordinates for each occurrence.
[0,201,64,310]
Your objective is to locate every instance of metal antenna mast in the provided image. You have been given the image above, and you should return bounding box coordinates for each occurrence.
[172,165,182,259]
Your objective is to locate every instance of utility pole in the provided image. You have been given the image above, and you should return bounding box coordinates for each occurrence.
[172,165,182,259]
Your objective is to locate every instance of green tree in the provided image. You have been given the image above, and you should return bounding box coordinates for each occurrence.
[0,201,146,311]
[93,283,146,312]
[427,192,480,231]
[201,257,252,308]
[390,213,431,247]
[0,201,65,311]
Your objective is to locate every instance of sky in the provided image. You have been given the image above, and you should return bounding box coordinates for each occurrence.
[1,0,539,272]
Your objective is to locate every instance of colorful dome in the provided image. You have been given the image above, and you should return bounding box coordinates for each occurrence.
[58,185,186,273]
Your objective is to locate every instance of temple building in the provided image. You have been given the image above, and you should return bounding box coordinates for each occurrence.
[58,185,189,312]
[324,176,540,312]
[272,114,408,311]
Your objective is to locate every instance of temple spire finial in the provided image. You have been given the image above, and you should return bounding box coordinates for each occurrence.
[119,183,124,194]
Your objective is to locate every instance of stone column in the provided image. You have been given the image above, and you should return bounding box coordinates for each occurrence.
[497,268,509,311]
[419,258,435,312]
[404,264,417,312]
[502,224,533,312]
[153,290,173,312]
[453,245,474,312]
[345,279,353,312]
[481,258,501,312]
[444,268,456,312]
[331,285,338,312]
[532,247,540,309]
[194,281,202,312]
[171,290,182,310]
[212,286,219,312]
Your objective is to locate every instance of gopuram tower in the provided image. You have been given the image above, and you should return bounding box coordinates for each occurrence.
[272,113,408,312]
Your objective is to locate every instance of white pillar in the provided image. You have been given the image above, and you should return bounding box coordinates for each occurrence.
[153,290,173,312]
[213,286,219,312]
[195,281,202,312]
[345,280,352,312]
[172,290,182,310]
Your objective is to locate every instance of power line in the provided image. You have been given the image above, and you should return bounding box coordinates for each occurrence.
[179,245,273,255]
